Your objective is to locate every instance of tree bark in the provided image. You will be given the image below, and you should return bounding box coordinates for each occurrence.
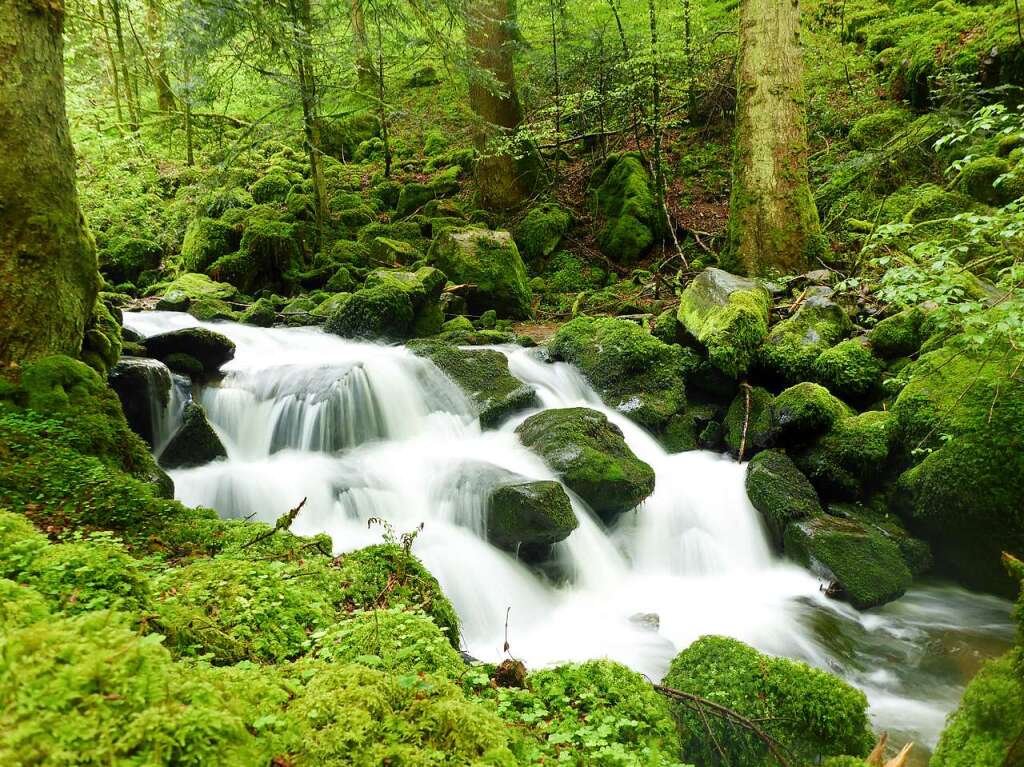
[725,0,822,275]
[0,0,99,366]
[289,0,328,234]
[467,0,539,210]
[110,0,140,130]
[350,0,376,91]
[144,0,175,112]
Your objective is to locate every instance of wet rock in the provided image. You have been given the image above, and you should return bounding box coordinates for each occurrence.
[515,407,655,521]
[745,450,821,550]
[488,479,578,550]
[143,327,236,377]
[108,357,172,448]
[629,612,660,631]
[758,295,852,384]
[722,385,777,459]
[428,228,532,319]
[159,402,227,469]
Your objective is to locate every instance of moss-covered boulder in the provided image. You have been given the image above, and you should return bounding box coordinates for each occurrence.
[759,296,852,384]
[547,317,692,432]
[81,298,124,377]
[847,108,910,150]
[159,402,227,470]
[594,154,657,263]
[542,250,606,293]
[155,273,238,312]
[745,450,822,549]
[325,267,444,341]
[181,217,238,273]
[891,342,1024,595]
[956,156,1019,206]
[784,514,912,608]
[723,385,777,458]
[813,337,883,400]
[249,173,291,204]
[428,228,532,319]
[794,411,896,500]
[108,357,172,448]
[515,203,572,262]
[409,341,538,428]
[143,327,236,376]
[319,112,381,160]
[515,408,655,521]
[773,382,851,442]
[828,499,933,577]
[678,268,771,378]
[664,635,873,766]
[239,297,277,327]
[211,217,300,294]
[487,478,578,550]
[867,306,925,359]
[99,237,163,285]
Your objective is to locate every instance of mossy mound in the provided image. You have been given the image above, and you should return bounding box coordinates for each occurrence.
[515,407,655,521]
[773,382,851,442]
[794,411,896,500]
[678,268,771,378]
[548,316,692,432]
[758,297,852,384]
[723,385,777,458]
[325,267,443,341]
[784,514,912,608]
[891,342,1024,595]
[813,337,883,400]
[515,203,572,262]
[155,273,238,312]
[99,236,163,286]
[0,508,49,579]
[212,216,300,294]
[181,217,239,273]
[239,297,277,327]
[593,153,657,263]
[664,635,873,767]
[847,108,910,150]
[542,250,606,293]
[867,306,925,359]
[409,341,538,428]
[956,156,1019,206]
[428,228,532,319]
[487,478,578,550]
[745,450,822,550]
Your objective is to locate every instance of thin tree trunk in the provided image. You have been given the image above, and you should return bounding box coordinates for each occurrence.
[184,58,195,166]
[376,24,392,177]
[0,0,99,365]
[549,0,561,185]
[647,0,666,235]
[96,0,124,125]
[350,0,376,91]
[467,0,539,210]
[605,0,645,160]
[289,0,328,234]
[726,0,822,275]
[144,0,175,111]
[110,0,139,130]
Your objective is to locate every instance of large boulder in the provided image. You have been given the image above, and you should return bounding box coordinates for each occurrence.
[745,450,822,550]
[758,295,852,384]
[409,341,538,428]
[155,273,237,313]
[515,408,655,521]
[784,513,912,609]
[180,217,238,273]
[678,268,770,378]
[324,267,444,341]
[488,479,578,551]
[515,203,572,262]
[547,317,692,433]
[159,402,227,469]
[891,342,1024,596]
[794,411,896,501]
[723,385,777,458]
[772,382,851,443]
[143,327,236,376]
[812,337,883,400]
[108,357,172,448]
[866,306,926,359]
[593,153,657,263]
[428,228,532,319]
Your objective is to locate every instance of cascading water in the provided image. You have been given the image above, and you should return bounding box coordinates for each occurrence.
[125,310,1014,755]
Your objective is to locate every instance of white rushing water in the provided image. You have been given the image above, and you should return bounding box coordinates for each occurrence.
[125,311,1014,752]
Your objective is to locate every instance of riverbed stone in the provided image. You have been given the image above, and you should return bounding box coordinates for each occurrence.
[143,327,236,376]
[745,450,821,550]
[773,382,851,443]
[159,402,227,469]
[487,479,578,550]
[428,228,532,319]
[108,357,172,448]
[758,295,852,384]
[515,407,655,521]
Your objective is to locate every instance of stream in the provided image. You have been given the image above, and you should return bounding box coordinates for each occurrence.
[124,311,1015,758]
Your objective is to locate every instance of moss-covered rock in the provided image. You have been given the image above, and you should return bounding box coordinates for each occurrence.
[409,341,538,428]
[723,385,777,458]
[99,237,163,285]
[794,411,896,500]
[155,273,238,312]
[428,228,532,319]
[813,337,883,400]
[891,342,1024,595]
[594,154,657,263]
[867,306,925,358]
[956,156,1016,206]
[181,217,238,273]
[319,112,381,160]
[488,478,578,550]
[143,327,236,376]
[847,108,910,150]
[239,297,277,327]
[745,450,822,549]
[515,407,655,521]
[548,317,692,432]
[542,250,606,293]
[773,382,851,442]
[664,635,873,766]
[212,217,300,294]
[395,182,435,218]
[81,297,124,377]
[828,499,933,577]
[249,173,291,204]
[108,357,172,448]
[784,513,912,608]
[515,203,572,262]
[678,268,771,378]
[159,402,227,470]
[759,297,852,384]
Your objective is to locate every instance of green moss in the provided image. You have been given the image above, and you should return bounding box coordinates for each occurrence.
[594,154,657,263]
[488,479,578,549]
[428,228,532,319]
[0,578,50,632]
[515,203,571,262]
[0,508,49,579]
[81,297,123,377]
[99,236,163,285]
[745,450,822,549]
[155,272,238,311]
[794,411,896,500]
[319,112,381,160]
[813,337,883,400]
[543,250,606,293]
[773,382,851,442]
[396,182,436,218]
[664,635,873,766]
[334,544,460,648]
[313,608,464,676]
[324,283,414,340]
[409,341,538,428]
[678,268,771,378]
[203,186,254,218]
[903,184,977,224]
[891,342,1024,595]
[931,649,1024,767]
[956,156,1015,206]
[867,306,925,358]
[188,296,237,322]
[759,299,852,384]
[212,217,300,294]
[249,173,291,204]
[240,297,277,327]
[515,407,656,521]
[847,108,910,150]
[181,217,237,273]
[548,316,693,432]
[723,385,777,457]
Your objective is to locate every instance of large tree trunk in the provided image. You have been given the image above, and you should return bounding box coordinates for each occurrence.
[725,0,821,276]
[0,0,99,366]
[467,0,539,210]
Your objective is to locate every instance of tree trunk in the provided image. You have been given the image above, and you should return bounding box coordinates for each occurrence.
[725,0,822,275]
[96,0,124,125]
[0,0,99,366]
[144,0,175,112]
[289,0,328,234]
[467,0,539,210]
[109,0,139,130]
[350,0,376,91]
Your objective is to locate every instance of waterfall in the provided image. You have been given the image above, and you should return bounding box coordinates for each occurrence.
[124,311,1014,751]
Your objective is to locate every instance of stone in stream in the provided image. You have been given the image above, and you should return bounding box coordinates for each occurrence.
[744,449,821,551]
[487,479,578,551]
[108,357,172,448]
[515,407,655,521]
[159,402,227,469]
[143,327,236,378]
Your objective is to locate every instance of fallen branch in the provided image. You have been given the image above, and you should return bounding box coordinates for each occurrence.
[241,498,307,550]
[737,382,753,462]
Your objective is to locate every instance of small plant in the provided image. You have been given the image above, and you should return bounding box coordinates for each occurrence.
[367,517,423,555]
